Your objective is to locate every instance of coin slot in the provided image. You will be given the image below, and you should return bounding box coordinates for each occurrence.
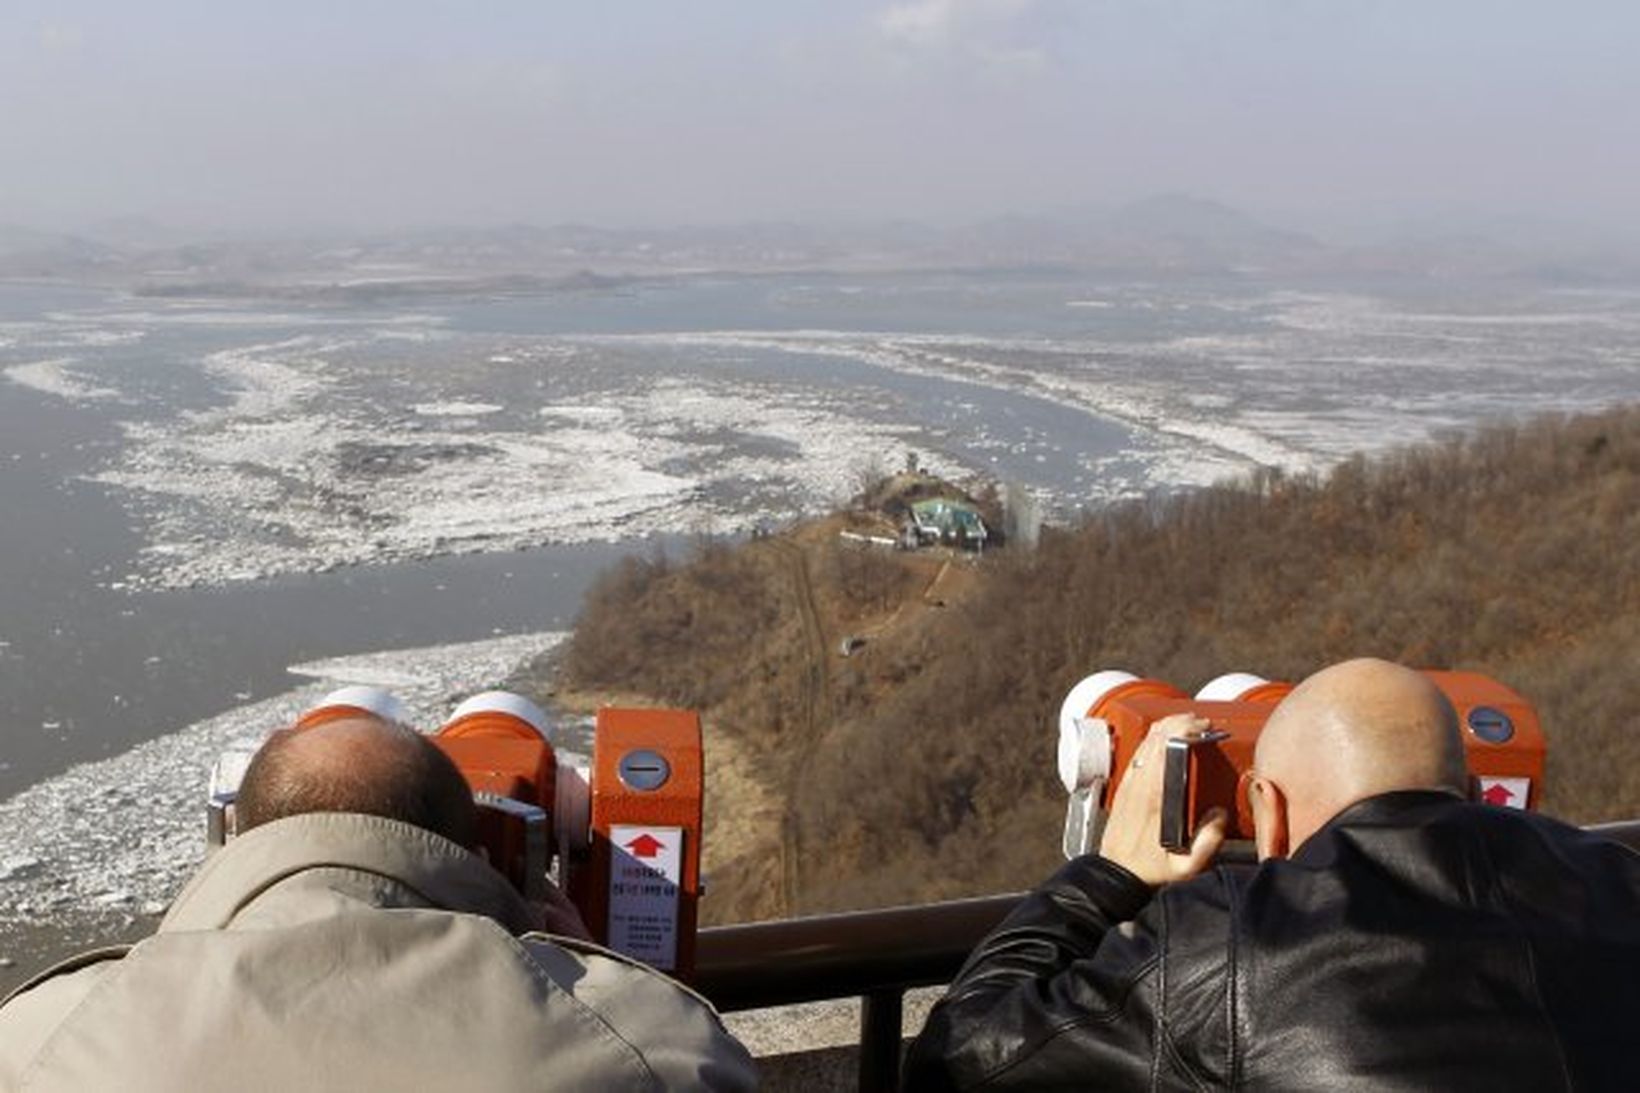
[618,749,672,791]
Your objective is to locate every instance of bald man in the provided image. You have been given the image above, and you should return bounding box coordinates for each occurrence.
[906,659,1640,1091]
[0,715,755,1092]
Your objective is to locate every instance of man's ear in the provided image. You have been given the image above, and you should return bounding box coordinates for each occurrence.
[1249,774,1290,861]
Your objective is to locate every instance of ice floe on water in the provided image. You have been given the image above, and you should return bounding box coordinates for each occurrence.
[10,282,1640,593]
[58,331,966,589]
[641,282,1640,478]
[0,631,565,947]
[539,403,623,423]
[412,401,505,417]
[4,358,122,402]
[84,308,447,330]
[598,329,1323,478]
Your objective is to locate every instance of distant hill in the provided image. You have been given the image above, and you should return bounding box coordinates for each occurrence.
[0,224,80,255]
[1097,192,1323,262]
[5,199,1638,288]
[0,224,112,264]
[550,405,1640,921]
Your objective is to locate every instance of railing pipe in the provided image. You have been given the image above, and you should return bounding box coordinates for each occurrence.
[859,990,904,1091]
[694,892,1019,1013]
[1588,819,1640,852]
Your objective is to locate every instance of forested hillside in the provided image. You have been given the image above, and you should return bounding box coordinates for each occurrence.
[553,405,1640,921]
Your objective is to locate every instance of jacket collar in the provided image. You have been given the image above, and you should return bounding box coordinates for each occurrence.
[1292,789,1469,862]
[160,812,538,935]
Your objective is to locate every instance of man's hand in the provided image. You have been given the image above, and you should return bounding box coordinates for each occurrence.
[532,880,594,941]
[1097,714,1227,887]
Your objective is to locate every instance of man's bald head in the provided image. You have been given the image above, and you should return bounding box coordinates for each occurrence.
[236,716,478,848]
[1251,659,1468,854]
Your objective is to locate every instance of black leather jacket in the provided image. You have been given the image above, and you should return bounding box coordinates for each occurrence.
[904,791,1640,1091]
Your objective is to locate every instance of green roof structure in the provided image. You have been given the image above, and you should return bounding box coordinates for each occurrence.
[908,498,988,547]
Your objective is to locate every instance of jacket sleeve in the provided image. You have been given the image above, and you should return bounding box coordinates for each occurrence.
[903,855,1165,1092]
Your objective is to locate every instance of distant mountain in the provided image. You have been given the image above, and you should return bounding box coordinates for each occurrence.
[82,216,186,250]
[2,199,1635,289]
[0,225,122,280]
[1087,194,1323,269]
[0,224,105,258]
[1108,193,1318,247]
[939,195,1325,273]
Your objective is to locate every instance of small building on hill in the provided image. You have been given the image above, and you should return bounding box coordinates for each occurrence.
[905,497,988,550]
[847,466,999,552]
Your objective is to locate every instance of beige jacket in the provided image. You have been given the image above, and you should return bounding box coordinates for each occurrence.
[0,813,756,1091]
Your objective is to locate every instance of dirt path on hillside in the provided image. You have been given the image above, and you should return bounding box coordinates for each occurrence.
[764,539,832,729]
[760,538,833,913]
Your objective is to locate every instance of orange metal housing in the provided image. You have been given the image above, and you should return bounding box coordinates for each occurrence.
[431,710,560,902]
[572,707,704,978]
[433,709,557,804]
[1236,680,1295,705]
[1089,686,1266,840]
[293,704,383,731]
[1424,670,1547,808]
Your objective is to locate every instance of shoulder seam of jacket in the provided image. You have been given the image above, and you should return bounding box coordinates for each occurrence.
[492,919,670,1088]
[16,943,145,1088]
[525,932,725,1017]
[0,944,129,1008]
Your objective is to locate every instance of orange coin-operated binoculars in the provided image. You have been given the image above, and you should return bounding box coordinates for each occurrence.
[1057,668,1547,859]
[207,686,705,978]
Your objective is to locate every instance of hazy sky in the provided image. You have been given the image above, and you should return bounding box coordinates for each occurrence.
[4,1,1638,236]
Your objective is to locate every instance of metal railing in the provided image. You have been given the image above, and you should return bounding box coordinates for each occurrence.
[695,892,1019,1091]
[692,820,1640,1093]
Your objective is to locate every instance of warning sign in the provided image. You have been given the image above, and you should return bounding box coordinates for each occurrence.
[608,825,684,969]
[1477,776,1530,810]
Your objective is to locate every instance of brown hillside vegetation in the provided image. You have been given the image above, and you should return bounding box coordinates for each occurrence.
[557,405,1640,922]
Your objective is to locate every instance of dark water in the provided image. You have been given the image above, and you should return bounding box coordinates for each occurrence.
[0,372,634,796]
[444,269,1264,340]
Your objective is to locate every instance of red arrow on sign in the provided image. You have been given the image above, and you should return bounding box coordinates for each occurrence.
[624,833,666,859]
[1480,783,1515,807]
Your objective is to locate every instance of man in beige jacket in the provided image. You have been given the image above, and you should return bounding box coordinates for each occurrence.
[0,715,757,1091]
